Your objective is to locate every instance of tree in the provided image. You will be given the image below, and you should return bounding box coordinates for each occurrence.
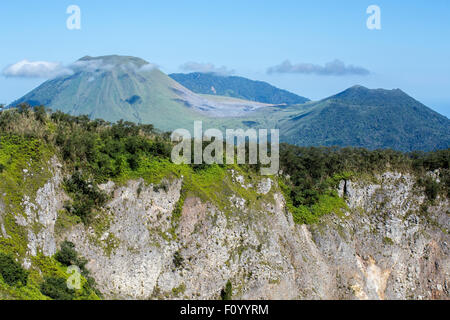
[55,241,78,266]
[221,280,233,300]
[40,277,75,300]
[0,253,28,286]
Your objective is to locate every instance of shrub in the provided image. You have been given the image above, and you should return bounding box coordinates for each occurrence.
[34,105,47,123]
[171,283,186,296]
[221,280,233,300]
[55,241,87,270]
[40,277,75,300]
[422,177,440,201]
[173,251,184,269]
[54,241,101,298]
[0,253,28,287]
[64,172,108,224]
[383,237,394,245]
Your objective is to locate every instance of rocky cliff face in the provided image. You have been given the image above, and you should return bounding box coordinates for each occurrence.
[1,159,449,300]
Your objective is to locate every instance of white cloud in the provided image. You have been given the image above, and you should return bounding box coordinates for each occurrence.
[2,60,73,78]
[139,63,158,72]
[69,59,115,73]
[1,57,159,80]
[267,59,370,76]
[180,62,234,75]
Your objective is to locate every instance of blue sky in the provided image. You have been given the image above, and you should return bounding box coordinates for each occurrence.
[1,0,449,117]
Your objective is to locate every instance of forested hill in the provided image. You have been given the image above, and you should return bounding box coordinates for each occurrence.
[279,86,450,152]
[169,72,310,105]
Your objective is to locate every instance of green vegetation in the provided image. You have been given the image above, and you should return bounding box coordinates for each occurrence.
[51,112,171,182]
[55,241,86,271]
[279,144,449,224]
[0,103,448,300]
[40,277,75,300]
[0,105,241,299]
[10,56,449,152]
[0,106,108,299]
[420,176,440,201]
[12,55,208,133]
[383,237,394,245]
[208,86,449,153]
[170,72,309,105]
[0,253,28,286]
[54,241,101,298]
[63,172,108,224]
[280,86,450,152]
[171,283,186,296]
[173,251,184,270]
[221,280,233,300]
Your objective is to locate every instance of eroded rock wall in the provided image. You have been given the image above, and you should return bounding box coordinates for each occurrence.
[8,164,449,300]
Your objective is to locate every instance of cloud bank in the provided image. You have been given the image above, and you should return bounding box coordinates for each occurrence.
[180,62,234,75]
[267,59,370,76]
[138,63,158,72]
[2,60,73,78]
[2,58,158,79]
[69,59,115,73]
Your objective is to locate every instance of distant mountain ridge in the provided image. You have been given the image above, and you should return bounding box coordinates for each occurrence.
[278,86,450,151]
[10,55,450,152]
[169,72,310,105]
[206,85,450,152]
